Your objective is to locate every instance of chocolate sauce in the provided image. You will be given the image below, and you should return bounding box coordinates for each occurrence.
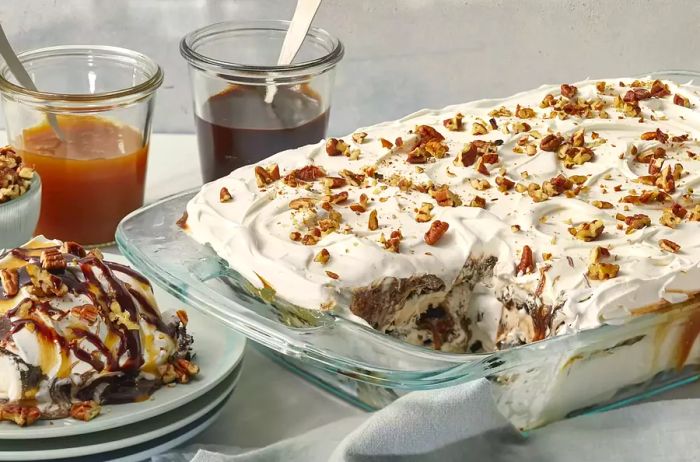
[195,85,329,182]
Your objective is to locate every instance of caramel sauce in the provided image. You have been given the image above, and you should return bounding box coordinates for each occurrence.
[18,115,148,244]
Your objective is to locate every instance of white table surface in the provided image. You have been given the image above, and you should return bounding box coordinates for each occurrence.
[10,131,700,451]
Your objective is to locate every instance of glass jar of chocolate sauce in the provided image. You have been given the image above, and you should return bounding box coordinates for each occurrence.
[180,20,344,183]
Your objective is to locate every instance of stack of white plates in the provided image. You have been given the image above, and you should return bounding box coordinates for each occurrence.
[0,254,246,462]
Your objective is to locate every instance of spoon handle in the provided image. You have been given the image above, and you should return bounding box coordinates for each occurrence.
[277,0,323,66]
[264,0,323,104]
[0,25,65,141]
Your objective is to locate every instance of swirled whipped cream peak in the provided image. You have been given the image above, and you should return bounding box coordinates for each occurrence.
[185,77,700,353]
[0,237,197,426]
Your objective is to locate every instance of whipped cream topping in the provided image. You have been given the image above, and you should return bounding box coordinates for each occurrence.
[0,237,192,417]
[186,78,700,349]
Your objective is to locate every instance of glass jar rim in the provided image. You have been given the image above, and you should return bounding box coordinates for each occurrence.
[180,19,344,77]
[0,45,164,104]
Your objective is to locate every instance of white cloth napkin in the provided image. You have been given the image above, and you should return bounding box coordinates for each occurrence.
[154,379,700,462]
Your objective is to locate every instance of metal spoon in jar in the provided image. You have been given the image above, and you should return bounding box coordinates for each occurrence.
[0,24,65,141]
[264,0,323,104]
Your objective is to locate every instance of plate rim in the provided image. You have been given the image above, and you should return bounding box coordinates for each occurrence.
[0,253,246,440]
[0,362,240,460]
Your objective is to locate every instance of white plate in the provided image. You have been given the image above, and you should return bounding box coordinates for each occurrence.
[0,361,241,460]
[0,253,246,439]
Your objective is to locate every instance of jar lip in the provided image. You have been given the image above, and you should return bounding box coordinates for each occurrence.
[180,20,344,76]
[0,45,164,103]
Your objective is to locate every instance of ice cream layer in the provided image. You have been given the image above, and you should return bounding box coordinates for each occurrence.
[184,77,700,352]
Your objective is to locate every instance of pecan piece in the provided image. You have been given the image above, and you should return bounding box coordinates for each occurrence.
[254,164,281,188]
[325,271,340,280]
[289,197,316,210]
[368,209,379,230]
[659,239,681,253]
[560,84,577,98]
[0,268,19,297]
[515,245,535,276]
[540,134,563,152]
[25,263,68,297]
[591,200,613,209]
[415,202,434,223]
[379,138,393,149]
[407,147,428,164]
[339,169,365,187]
[326,138,348,156]
[173,358,200,383]
[71,304,100,324]
[1,405,41,426]
[70,401,101,421]
[219,187,233,203]
[424,220,449,245]
[588,262,620,280]
[469,195,486,208]
[322,177,346,189]
[41,248,66,273]
[314,248,330,264]
[176,211,188,229]
[60,241,87,258]
[568,220,604,242]
[443,113,464,131]
[352,132,368,144]
[674,94,691,108]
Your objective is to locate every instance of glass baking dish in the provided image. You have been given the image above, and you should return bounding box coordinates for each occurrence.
[116,189,700,430]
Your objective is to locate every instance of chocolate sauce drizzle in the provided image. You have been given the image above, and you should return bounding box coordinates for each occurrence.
[2,248,170,376]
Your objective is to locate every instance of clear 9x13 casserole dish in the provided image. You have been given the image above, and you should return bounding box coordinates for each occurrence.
[118,70,700,430]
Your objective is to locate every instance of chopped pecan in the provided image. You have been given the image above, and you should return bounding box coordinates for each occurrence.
[352,132,368,144]
[295,165,326,182]
[0,268,19,297]
[326,138,348,156]
[176,211,188,229]
[327,191,349,204]
[415,125,445,145]
[659,239,681,253]
[443,113,464,131]
[589,246,611,264]
[219,187,233,203]
[540,134,563,152]
[515,245,535,276]
[314,248,330,264]
[255,164,281,188]
[621,213,652,234]
[472,121,489,135]
[469,195,486,208]
[289,231,302,241]
[40,248,66,273]
[623,88,651,102]
[60,241,86,258]
[588,262,620,280]
[325,270,339,280]
[322,177,346,189]
[339,169,365,187]
[407,147,428,164]
[515,105,536,119]
[650,80,671,98]
[470,178,490,190]
[424,139,448,158]
[489,106,512,117]
[430,186,462,207]
[674,94,691,108]
[495,175,515,192]
[289,197,316,210]
[1,405,41,426]
[415,202,434,223]
[592,200,613,209]
[71,304,100,324]
[560,84,577,98]
[424,220,449,245]
[568,220,605,242]
[380,138,393,149]
[456,142,478,167]
[176,309,189,326]
[368,209,379,230]
[70,401,101,421]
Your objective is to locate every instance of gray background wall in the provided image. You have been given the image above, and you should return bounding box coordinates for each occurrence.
[2,0,699,135]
